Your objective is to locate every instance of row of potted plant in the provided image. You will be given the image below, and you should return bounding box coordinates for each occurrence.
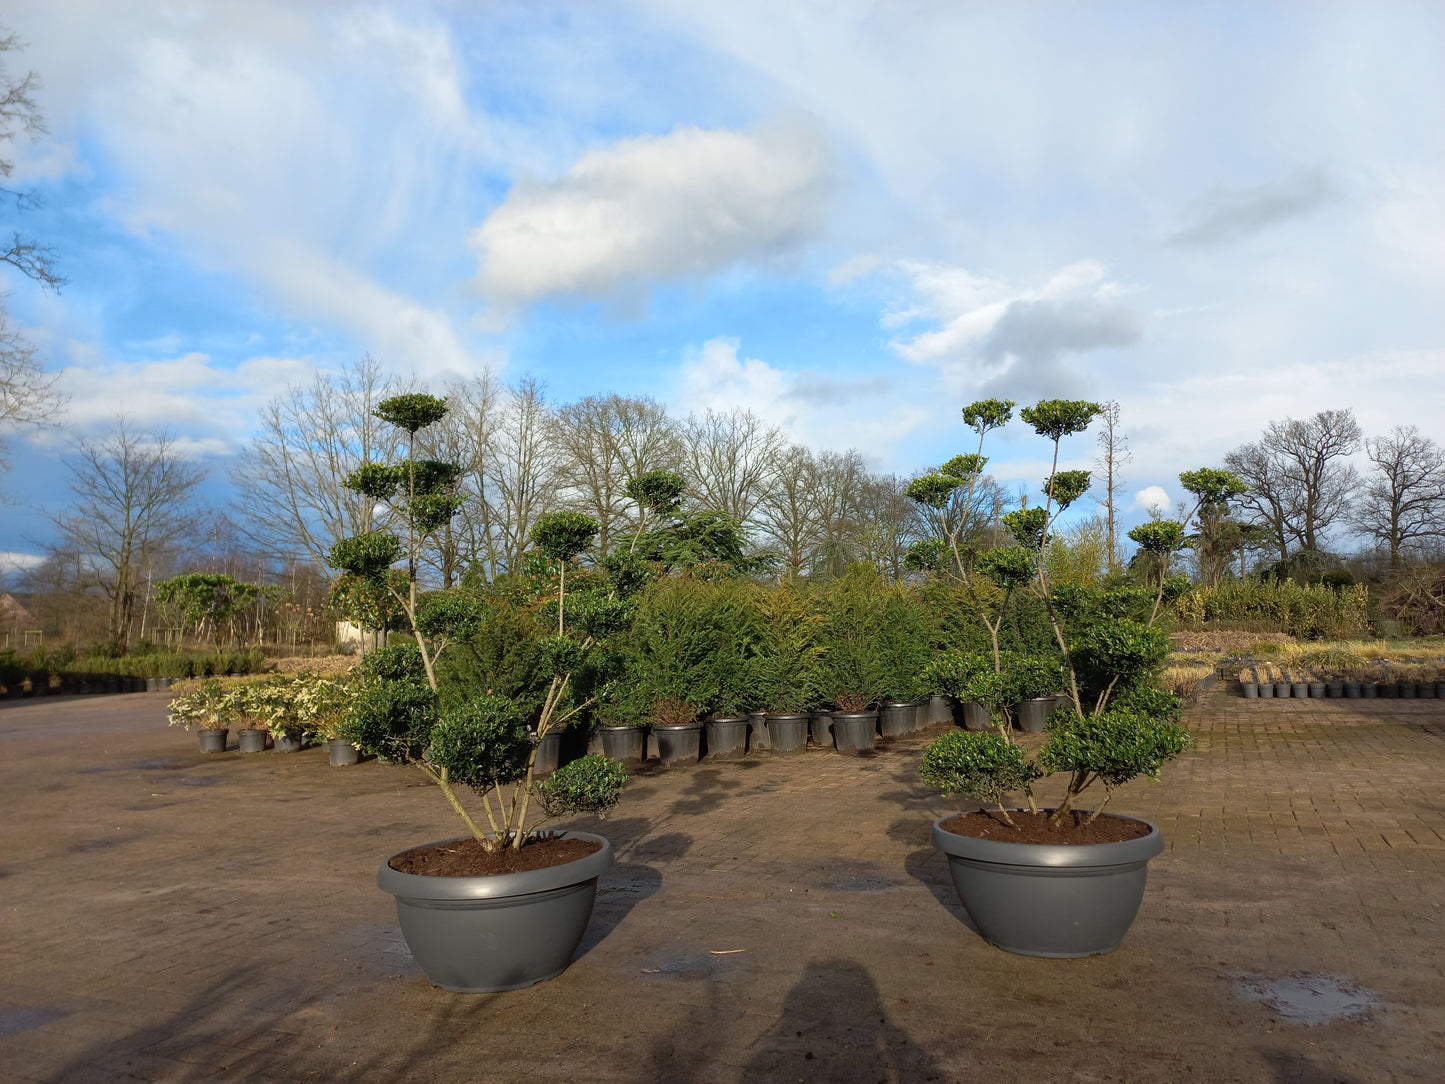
[1239,662,1445,699]
[168,672,354,756]
[188,393,1230,991]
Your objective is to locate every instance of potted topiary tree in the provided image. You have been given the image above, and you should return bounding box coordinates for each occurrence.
[745,582,820,755]
[876,581,932,736]
[810,567,891,753]
[325,393,629,993]
[910,398,1237,957]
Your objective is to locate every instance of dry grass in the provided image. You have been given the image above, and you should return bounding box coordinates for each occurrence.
[1169,630,1295,654]
[269,654,358,676]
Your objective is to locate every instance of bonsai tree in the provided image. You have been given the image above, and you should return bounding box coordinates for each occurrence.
[915,398,1239,827]
[326,393,626,855]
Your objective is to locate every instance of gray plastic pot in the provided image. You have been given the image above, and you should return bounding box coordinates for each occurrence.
[879,702,915,738]
[958,701,991,730]
[1258,683,1274,698]
[1291,682,1308,699]
[532,730,562,775]
[653,723,703,767]
[1240,683,1258,698]
[931,812,1164,958]
[830,711,877,754]
[928,695,954,726]
[809,710,834,749]
[378,831,613,993]
[1273,682,1291,698]
[597,725,648,764]
[1325,682,1344,698]
[197,728,228,753]
[274,731,303,754]
[766,714,809,754]
[705,716,749,759]
[1362,683,1379,699]
[327,739,360,766]
[1308,682,1326,698]
[238,728,269,754]
[1015,698,1053,732]
[747,711,770,751]
[1344,682,1361,697]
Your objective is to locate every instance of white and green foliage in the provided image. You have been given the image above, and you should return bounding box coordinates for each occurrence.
[326,394,625,853]
[166,678,230,731]
[916,398,1219,826]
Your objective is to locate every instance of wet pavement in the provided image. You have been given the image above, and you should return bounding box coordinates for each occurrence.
[1,687,1443,1082]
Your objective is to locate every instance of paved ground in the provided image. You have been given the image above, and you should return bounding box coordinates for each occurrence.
[1,686,1442,1084]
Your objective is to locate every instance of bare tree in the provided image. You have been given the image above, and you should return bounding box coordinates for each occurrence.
[54,420,206,645]
[552,393,679,555]
[1091,400,1131,575]
[1225,408,1361,559]
[230,355,402,576]
[854,473,925,581]
[1,29,65,475]
[1350,425,1445,569]
[810,449,870,580]
[756,444,825,579]
[473,375,563,579]
[677,407,783,530]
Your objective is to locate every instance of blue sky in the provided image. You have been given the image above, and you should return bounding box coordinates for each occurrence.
[2,0,1443,569]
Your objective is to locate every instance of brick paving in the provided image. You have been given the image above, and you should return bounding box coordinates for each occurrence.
[1,687,1442,1083]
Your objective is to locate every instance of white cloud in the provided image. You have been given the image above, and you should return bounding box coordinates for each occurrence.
[886,259,1138,400]
[1131,486,1171,515]
[675,337,926,467]
[7,0,492,377]
[1169,167,1341,247]
[0,552,46,574]
[471,114,834,307]
[42,350,317,451]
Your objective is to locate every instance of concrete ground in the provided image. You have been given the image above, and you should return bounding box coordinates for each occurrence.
[1,686,1442,1084]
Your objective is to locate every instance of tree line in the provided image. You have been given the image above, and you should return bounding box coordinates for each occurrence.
[7,351,1442,651]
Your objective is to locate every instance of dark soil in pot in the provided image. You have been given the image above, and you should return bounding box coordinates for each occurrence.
[389,836,603,877]
[939,809,1151,846]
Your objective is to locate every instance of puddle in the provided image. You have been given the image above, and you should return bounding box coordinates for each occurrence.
[133,758,185,771]
[177,776,226,787]
[636,949,749,982]
[1234,973,1380,1026]
[0,1005,67,1038]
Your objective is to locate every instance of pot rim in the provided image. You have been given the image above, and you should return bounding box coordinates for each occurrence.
[931,812,1164,869]
[378,830,614,902]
